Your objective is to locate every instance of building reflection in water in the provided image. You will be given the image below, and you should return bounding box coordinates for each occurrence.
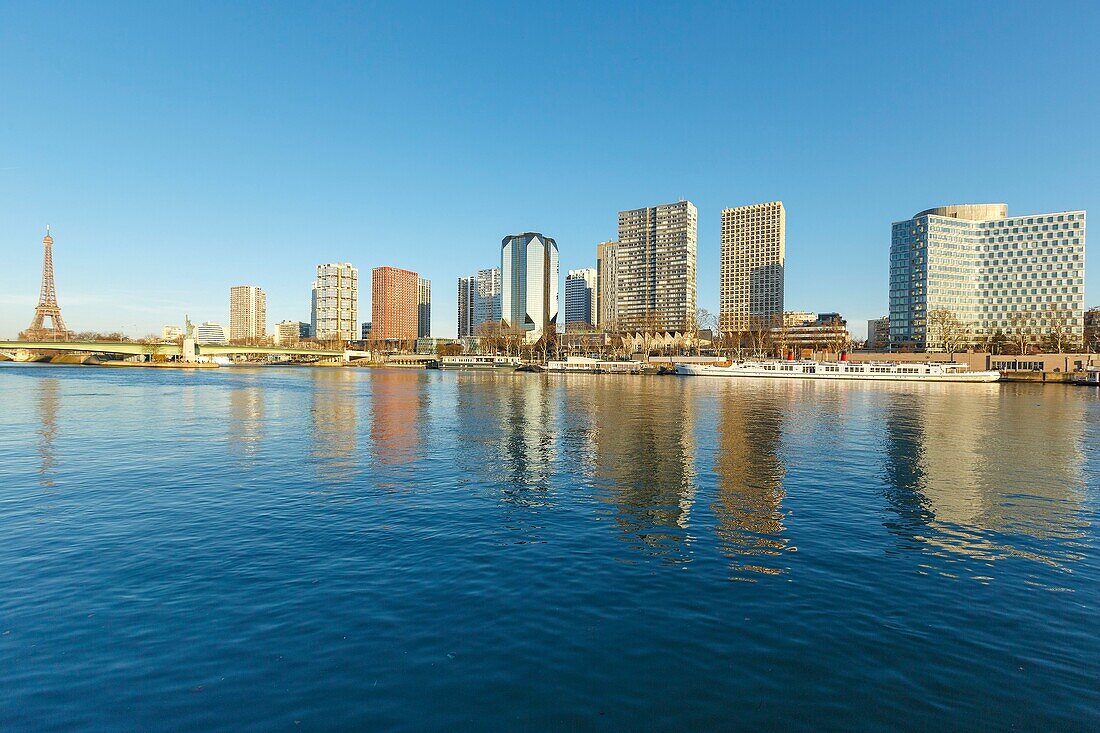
[881,383,1088,570]
[228,377,265,465]
[711,380,791,580]
[364,369,434,490]
[587,377,697,563]
[309,368,360,482]
[453,373,558,507]
[37,378,60,489]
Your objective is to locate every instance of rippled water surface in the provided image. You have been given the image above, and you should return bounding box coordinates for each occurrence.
[1,364,1098,730]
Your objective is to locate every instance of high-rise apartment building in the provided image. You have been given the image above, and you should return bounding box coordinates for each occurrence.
[418,277,431,338]
[564,268,598,331]
[889,204,1086,351]
[372,266,420,341]
[502,233,559,344]
[458,267,502,337]
[720,201,785,333]
[474,267,501,331]
[596,241,618,331]
[312,263,358,341]
[616,201,697,333]
[458,275,476,338]
[229,285,266,342]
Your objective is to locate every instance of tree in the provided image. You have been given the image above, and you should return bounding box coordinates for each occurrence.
[927,308,969,359]
[823,316,851,358]
[748,315,773,358]
[990,329,1007,355]
[1042,303,1080,353]
[1007,309,1035,356]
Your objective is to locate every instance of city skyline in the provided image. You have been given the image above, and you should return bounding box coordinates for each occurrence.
[2,4,1098,339]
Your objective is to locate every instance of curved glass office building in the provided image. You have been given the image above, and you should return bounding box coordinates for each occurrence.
[501,233,559,345]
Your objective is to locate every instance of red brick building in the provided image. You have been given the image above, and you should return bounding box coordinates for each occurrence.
[372,266,420,341]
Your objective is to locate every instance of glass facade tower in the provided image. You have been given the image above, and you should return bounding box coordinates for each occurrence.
[890,204,1086,350]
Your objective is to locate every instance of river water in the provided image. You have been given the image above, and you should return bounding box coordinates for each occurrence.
[1,364,1098,730]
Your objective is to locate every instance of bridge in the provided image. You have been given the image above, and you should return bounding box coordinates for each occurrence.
[0,340,365,362]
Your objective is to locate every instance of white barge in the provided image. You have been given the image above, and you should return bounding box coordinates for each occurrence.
[546,357,645,374]
[674,359,1001,382]
[439,355,522,370]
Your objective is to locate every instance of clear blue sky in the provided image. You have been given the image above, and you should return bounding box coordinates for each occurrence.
[2,1,1098,339]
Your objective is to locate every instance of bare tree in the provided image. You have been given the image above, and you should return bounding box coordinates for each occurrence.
[748,315,773,358]
[927,308,969,359]
[1007,309,1035,356]
[1043,303,1079,353]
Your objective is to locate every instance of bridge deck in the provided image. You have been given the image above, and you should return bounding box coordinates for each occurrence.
[0,340,347,358]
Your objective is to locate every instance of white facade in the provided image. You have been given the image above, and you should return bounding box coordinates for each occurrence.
[195,322,227,344]
[273,320,307,345]
[502,233,559,344]
[564,268,597,330]
[312,263,358,341]
[720,201,785,332]
[474,267,501,330]
[162,325,183,340]
[458,267,502,337]
[616,201,697,333]
[890,205,1086,350]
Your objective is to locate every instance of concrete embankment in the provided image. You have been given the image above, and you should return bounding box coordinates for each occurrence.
[999,371,1075,383]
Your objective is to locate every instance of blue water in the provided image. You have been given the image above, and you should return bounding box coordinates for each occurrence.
[1,364,1098,730]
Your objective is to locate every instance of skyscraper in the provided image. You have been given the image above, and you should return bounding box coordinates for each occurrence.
[596,241,618,331]
[564,268,598,331]
[616,201,697,333]
[372,266,420,341]
[418,277,431,338]
[474,267,502,331]
[458,267,502,338]
[501,233,559,344]
[229,285,267,342]
[720,201,785,333]
[312,263,359,341]
[889,204,1086,351]
[458,275,476,338]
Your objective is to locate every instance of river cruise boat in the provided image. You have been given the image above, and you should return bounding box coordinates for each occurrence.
[439,355,522,370]
[546,357,645,374]
[674,359,1001,382]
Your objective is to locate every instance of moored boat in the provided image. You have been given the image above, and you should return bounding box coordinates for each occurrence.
[546,357,645,374]
[674,359,1001,382]
[1071,366,1100,385]
[440,355,522,370]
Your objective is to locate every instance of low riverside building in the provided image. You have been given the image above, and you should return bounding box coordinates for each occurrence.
[274,320,310,345]
[772,313,850,354]
[194,322,227,344]
[415,337,458,355]
[852,351,1099,381]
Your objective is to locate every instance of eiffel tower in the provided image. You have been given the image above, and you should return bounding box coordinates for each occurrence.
[20,226,72,341]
